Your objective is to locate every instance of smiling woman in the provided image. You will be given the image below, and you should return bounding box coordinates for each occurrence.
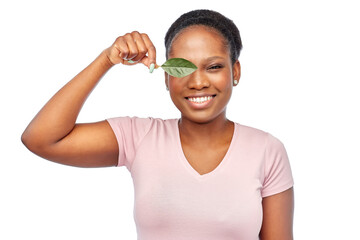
[21,9,294,240]
[166,25,240,124]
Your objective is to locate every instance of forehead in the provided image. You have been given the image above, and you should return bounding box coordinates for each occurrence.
[169,25,229,58]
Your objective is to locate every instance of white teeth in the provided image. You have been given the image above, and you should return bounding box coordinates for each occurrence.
[188,96,214,103]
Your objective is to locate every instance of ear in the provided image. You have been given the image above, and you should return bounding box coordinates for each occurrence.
[164,72,169,90]
[232,60,241,86]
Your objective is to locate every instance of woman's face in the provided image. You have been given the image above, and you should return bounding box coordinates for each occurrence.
[166,25,240,124]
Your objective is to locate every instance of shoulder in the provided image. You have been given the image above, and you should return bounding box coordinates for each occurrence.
[233,122,286,153]
[107,116,178,125]
[106,116,178,132]
[234,122,269,143]
[234,122,269,137]
[233,123,293,197]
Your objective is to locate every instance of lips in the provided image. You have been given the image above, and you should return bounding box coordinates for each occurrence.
[184,94,216,108]
[186,95,214,104]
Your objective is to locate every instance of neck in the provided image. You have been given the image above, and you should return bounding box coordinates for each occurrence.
[178,114,234,145]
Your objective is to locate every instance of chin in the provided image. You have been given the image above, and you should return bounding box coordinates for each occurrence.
[173,98,227,124]
[181,110,226,125]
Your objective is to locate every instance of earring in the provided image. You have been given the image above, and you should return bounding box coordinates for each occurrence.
[233,80,238,85]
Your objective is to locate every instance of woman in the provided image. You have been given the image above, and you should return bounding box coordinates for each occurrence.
[22,9,294,240]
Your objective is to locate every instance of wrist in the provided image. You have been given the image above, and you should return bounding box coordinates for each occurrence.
[100,50,115,69]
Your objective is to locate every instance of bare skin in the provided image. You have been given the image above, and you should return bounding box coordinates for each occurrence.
[22,27,294,239]
[21,31,156,167]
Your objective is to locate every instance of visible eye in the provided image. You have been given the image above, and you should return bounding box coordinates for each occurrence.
[208,65,223,71]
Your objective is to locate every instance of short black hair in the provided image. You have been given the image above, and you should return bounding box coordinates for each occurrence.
[165,9,242,64]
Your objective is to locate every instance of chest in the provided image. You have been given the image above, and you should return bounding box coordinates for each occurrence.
[181,143,229,175]
[132,146,264,239]
[129,120,267,239]
[130,124,265,239]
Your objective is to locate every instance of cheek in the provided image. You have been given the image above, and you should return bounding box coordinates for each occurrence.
[211,71,233,90]
[168,77,180,93]
[168,78,184,104]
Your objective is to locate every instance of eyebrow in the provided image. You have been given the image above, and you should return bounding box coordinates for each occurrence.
[206,56,226,61]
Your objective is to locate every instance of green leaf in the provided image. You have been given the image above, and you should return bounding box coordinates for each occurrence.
[161,58,197,78]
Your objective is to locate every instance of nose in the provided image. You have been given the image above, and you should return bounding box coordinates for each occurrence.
[187,70,210,90]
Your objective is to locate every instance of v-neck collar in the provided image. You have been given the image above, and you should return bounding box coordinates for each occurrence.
[173,119,238,180]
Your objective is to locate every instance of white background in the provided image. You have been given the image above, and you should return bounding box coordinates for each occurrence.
[1,0,359,239]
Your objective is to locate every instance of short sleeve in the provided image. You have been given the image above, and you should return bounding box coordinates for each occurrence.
[261,134,294,197]
[106,117,153,170]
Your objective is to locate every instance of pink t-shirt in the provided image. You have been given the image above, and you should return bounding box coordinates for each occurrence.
[107,117,294,240]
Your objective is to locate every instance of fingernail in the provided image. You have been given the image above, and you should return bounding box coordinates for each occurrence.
[127,60,135,63]
[149,63,155,73]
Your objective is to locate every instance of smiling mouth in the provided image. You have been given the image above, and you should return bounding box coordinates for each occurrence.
[185,95,216,104]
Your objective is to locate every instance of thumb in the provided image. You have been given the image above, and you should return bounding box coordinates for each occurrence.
[141,57,157,73]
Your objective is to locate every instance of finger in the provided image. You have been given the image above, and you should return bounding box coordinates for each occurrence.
[123,33,138,60]
[130,31,147,62]
[140,33,157,68]
[116,36,130,61]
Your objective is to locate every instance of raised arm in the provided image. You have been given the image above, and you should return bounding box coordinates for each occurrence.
[21,31,156,167]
